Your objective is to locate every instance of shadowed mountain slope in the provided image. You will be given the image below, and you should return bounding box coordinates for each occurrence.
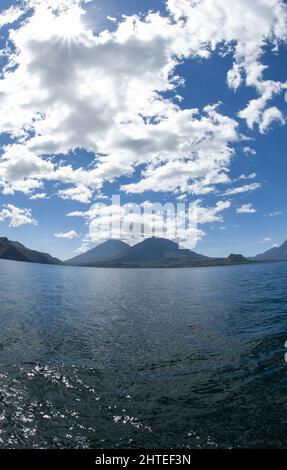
[250,240,287,261]
[79,237,251,268]
[0,237,61,265]
[66,239,130,266]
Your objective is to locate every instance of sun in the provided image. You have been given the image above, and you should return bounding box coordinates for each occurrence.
[54,8,84,41]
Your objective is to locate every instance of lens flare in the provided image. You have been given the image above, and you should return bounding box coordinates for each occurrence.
[54,8,83,41]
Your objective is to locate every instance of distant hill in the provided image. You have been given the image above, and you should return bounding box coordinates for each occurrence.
[226,254,248,264]
[80,237,252,268]
[251,240,287,261]
[0,237,61,265]
[0,236,252,269]
[66,239,130,266]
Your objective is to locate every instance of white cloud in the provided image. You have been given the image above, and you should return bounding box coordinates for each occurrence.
[0,0,285,243]
[238,173,257,181]
[267,211,283,217]
[75,242,90,254]
[224,182,261,196]
[30,192,47,200]
[193,200,231,224]
[0,144,53,195]
[54,230,79,239]
[67,199,230,246]
[0,204,37,227]
[107,16,117,24]
[243,147,256,156]
[167,0,287,131]
[237,203,257,214]
[58,185,92,203]
[259,106,285,133]
[0,0,284,203]
[120,105,237,195]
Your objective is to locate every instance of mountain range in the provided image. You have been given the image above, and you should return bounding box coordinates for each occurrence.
[65,237,251,268]
[1,235,287,269]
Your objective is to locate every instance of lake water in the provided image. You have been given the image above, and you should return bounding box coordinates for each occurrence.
[0,259,287,448]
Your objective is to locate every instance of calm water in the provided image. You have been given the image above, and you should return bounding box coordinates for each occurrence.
[0,259,287,448]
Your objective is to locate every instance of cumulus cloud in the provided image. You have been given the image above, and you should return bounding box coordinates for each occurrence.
[0,204,37,227]
[54,230,79,239]
[237,203,257,214]
[169,0,287,129]
[0,2,240,201]
[259,107,286,133]
[194,201,231,224]
[58,185,92,204]
[0,0,285,241]
[67,198,230,247]
[0,0,284,204]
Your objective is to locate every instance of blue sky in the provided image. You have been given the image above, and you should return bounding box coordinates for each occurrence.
[0,0,286,260]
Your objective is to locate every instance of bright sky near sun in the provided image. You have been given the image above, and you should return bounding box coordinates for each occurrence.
[0,0,287,259]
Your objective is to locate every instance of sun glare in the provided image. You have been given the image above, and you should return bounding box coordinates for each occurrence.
[55,9,83,41]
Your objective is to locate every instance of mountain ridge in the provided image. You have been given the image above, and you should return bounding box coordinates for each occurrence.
[250,239,287,262]
[67,237,252,269]
[66,239,130,266]
[0,237,62,265]
[2,235,283,269]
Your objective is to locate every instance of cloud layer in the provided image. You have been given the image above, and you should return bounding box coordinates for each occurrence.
[0,0,286,247]
[0,0,285,200]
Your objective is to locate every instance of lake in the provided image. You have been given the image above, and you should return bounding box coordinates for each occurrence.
[0,259,286,448]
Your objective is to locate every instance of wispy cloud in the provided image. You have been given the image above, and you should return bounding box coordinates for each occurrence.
[237,203,257,214]
[266,211,283,217]
[54,230,79,239]
[0,5,24,29]
[237,173,257,181]
[224,183,261,196]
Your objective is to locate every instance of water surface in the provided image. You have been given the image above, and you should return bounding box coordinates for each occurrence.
[0,259,286,448]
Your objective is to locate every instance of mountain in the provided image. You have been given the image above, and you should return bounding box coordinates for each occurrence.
[0,236,252,269]
[115,238,213,266]
[118,237,179,263]
[66,239,130,266]
[251,239,287,261]
[80,237,251,268]
[0,237,61,265]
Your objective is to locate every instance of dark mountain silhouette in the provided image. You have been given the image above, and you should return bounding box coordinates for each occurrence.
[66,239,130,266]
[0,236,252,269]
[226,254,248,264]
[251,239,287,261]
[78,237,251,268]
[0,237,61,265]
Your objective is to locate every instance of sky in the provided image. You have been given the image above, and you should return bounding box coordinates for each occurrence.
[0,0,286,260]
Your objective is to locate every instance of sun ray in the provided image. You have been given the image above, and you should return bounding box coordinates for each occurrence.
[54,7,84,42]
